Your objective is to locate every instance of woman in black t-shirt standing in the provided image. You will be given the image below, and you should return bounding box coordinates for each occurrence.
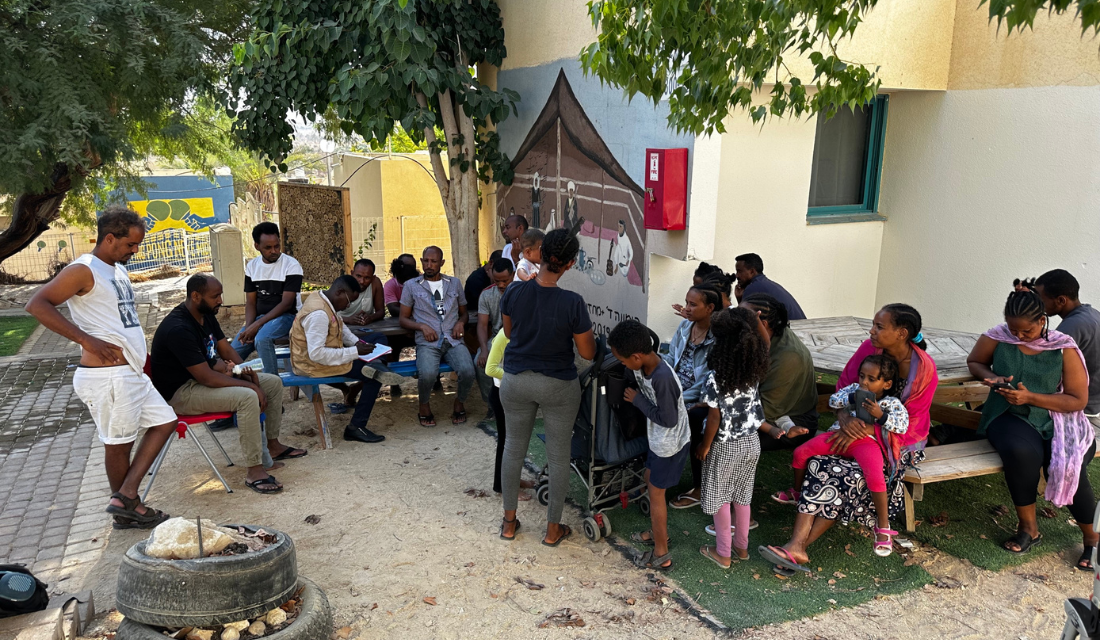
[498,230,596,546]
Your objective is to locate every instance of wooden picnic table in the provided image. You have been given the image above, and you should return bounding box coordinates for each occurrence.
[789,316,980,384]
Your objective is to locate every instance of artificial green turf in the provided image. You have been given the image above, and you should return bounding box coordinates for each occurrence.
[518,416,932,630]
[0,316,39,356]
[908,460,1100,571]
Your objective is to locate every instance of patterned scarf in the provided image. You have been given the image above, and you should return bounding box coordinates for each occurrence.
[984,324,1094,507]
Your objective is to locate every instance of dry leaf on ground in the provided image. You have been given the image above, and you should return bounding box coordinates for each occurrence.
[515,577,544,590]
[538,608,585,628]
[422,596,437,606]
[304,514,321,525]
[930,511,950,527]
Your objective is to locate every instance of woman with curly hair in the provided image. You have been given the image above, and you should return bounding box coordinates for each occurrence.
[695,307,770,568]
[498,229,596,546]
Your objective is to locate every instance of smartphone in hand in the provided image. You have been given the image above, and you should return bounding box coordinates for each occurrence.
[990,381,1016,392]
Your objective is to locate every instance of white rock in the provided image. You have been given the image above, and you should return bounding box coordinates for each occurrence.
[221,629,240,640]
[185,630,213,640]
[248,620,266,636]
[265,607,287,626]
[223,621,250,632]
[145,517,234,559]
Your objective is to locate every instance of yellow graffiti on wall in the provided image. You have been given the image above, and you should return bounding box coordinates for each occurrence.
[129,198,216,233]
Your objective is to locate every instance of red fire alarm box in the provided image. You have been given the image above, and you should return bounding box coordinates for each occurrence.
[644,148,688,231]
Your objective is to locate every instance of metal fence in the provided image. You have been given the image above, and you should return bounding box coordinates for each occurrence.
[127,228,212,273]
[0,231,95,282]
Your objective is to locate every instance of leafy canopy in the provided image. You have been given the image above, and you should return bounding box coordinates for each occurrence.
[0,0,250,223]
[229,0,518,183]
[581,0,1100,136]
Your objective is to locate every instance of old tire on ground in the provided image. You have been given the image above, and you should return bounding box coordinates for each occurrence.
[116,524,297,627]
[117,576,332,640]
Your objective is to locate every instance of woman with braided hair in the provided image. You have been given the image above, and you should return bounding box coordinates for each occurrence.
[967,285,1096,568]
[497,229,596,546]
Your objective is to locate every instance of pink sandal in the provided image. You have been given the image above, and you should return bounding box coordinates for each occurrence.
[874,527,898,557]
[771,488,801,505]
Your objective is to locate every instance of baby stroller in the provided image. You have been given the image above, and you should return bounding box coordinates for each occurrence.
[534,338,650,542]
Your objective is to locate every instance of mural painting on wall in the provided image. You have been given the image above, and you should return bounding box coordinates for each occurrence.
[129,198,218,234]
[497,70,645,335]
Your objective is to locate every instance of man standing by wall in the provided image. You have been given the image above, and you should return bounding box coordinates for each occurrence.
[232,222,304,373]
[399,246,477,427]
[733,252,807,320]
[26,205,176,529]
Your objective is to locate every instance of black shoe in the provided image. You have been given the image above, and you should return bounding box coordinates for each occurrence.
[390,385,403,397]
[208,417,236,432]
[344,426,385,443]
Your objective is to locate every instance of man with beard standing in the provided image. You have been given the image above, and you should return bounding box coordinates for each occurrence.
[150,274,303,494]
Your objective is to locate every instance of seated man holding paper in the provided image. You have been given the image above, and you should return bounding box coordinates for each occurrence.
[289,275,399,444]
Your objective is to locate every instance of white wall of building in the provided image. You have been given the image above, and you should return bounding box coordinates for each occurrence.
[875,86,1100,334]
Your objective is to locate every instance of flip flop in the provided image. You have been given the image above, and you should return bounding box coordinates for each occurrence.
[699,545,732,569]
[272,447,307,461]
[633,550,673,570]
[542,525,573,547]
[1077,546,1095,571]
[451,410,467,425]
[705,520,759,536]
[327,402,349,415]
[245,475,283,494]
[630,531,671,546]
[1003,530,1043,554]
[771,489,801,505]
[758,545,811,573]
[772,565,796,577]
[669,494,701,509]
[419,414,436,428]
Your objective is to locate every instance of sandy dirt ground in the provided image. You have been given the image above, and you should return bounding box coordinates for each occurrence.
[77,380,1096,639]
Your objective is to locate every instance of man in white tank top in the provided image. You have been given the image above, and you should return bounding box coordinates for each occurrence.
[26,205,177,529]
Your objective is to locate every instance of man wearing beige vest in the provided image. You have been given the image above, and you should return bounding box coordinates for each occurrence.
[290,275,393,443]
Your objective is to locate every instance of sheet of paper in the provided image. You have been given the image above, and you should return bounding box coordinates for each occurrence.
[359,343,393,363]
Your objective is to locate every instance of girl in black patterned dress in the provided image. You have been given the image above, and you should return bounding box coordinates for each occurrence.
[695,307,770,568]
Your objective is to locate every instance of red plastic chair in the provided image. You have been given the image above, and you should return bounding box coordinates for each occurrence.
[141,359,237,500]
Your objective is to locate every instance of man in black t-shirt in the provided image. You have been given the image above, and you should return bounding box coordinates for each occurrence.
[231,222,304,374]
[151,274,305,494]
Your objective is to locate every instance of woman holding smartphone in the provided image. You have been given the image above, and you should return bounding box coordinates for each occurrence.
[967,284,1096,568]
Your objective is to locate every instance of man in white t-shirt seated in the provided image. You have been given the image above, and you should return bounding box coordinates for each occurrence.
[231,222,303,374]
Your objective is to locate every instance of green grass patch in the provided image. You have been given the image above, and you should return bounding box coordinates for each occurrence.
[0,316,38,356]
[517,415,931,630]
[908,460,1099,571]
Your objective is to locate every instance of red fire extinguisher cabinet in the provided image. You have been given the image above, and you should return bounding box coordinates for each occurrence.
[644,148,688,231]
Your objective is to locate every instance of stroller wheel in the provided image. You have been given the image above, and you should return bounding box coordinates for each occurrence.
[638,495,651,516]
[598,513,613,538]
[536,483,550,506]
[582,517,602,542]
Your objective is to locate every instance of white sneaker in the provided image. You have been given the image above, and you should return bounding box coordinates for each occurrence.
[705,520,759,536]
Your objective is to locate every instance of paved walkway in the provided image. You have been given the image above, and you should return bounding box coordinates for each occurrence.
[0,289,182,589]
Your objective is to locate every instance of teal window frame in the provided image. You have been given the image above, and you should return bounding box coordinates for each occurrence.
[807,94,888,220]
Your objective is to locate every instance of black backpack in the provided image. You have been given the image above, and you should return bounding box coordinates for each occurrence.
[0,564,48,618]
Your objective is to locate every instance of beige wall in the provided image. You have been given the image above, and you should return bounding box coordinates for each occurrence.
[875,86,1100,334]
[948,4,1100,90]
[497,0,596,71]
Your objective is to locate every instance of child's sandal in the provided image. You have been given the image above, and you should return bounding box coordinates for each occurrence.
[771,488,801,505]
[874,527,898,557]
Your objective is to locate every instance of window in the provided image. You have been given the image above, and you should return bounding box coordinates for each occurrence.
[807,95,888,219]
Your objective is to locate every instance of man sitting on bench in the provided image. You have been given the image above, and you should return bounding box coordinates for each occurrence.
[399,246,477,427]
[290,275,398,443]
[150,274,303,494]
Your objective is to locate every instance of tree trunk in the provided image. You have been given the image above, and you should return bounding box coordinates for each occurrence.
[0,164,74,263]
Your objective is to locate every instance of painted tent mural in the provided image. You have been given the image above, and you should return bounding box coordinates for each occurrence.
[497,69,659,335]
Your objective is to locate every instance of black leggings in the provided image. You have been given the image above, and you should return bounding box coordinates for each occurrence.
[986,413,1096,525]
[687,406,709,490]
[491,385,507,493]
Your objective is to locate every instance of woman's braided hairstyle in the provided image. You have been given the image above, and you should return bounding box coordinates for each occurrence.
[1003,283,1048,339]
[688,283,722,312]
[539,228,579,274]
[880,303,927,350]
[742,292,789,340]
[694,262,723,281]
[701,270,733,301]
[707,307,770,394]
